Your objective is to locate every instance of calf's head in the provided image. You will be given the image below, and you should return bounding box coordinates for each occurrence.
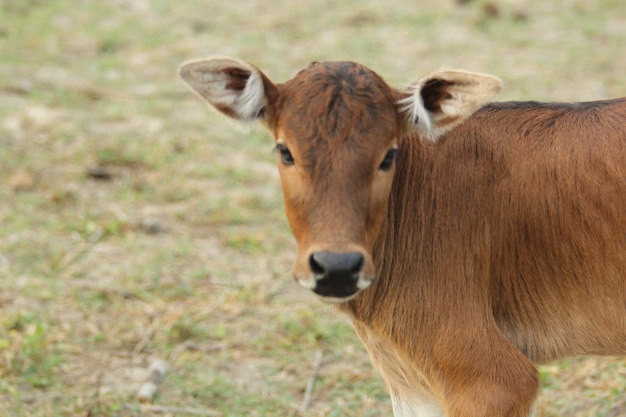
[179,57,501,303]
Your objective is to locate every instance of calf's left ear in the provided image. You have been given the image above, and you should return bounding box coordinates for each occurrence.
[400,70,502,142]
[179,57,277,122]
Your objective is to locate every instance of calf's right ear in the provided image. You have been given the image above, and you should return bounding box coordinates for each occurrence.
[179,57,277,122]
[399,70,502,142]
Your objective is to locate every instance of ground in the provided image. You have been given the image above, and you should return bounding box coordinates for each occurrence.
[0,0,625,416]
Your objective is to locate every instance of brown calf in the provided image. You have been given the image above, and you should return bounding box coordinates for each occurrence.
[179,57,626,417]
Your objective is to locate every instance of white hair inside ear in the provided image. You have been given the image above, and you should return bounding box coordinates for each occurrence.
[233,68,266,120]
[398,92,434,138]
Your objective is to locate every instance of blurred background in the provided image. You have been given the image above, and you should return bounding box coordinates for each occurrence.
[1,0,625,416]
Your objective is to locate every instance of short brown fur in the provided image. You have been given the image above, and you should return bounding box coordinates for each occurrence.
[345,98,626,416]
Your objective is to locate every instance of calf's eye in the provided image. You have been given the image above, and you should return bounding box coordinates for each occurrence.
[276,144,295,166]
[379,149,398,171]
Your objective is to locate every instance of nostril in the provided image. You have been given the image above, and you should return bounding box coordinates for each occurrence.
[309,253,326,275]
[349,253,364,274]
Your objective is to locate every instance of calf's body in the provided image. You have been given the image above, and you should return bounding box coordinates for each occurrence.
[179,58,626,417]
[348,100,626,416]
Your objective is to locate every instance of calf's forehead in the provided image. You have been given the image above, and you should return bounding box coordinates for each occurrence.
[273,62,403,147]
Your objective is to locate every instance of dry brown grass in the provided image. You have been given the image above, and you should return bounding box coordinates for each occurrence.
[0,0,624,416]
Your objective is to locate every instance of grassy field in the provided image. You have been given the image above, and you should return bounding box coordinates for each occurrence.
[1,0,625,416]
